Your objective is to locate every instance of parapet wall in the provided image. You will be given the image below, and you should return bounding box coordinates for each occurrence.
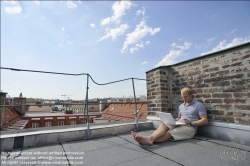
[146,42,250,125]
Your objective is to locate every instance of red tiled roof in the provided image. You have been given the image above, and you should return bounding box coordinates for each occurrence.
[100,102,148,122]
[2,107,28,130]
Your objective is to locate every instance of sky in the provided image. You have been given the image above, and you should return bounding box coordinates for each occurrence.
[1,0,250,100]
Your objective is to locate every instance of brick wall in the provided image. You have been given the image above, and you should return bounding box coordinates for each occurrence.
[146,42,250,125]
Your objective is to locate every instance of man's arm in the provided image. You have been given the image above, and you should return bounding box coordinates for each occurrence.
[191,114,208,126]
[175,116,181,121]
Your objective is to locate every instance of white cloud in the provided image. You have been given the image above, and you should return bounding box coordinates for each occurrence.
[195,44,203,50]
[121,19,161,53]
[66,1,77,9]
[78,0,82,4]
[97,24,129,42]
[155,42,192,67]
[130,41,144,53]
[231,29,238,34]
[207,36,216,43]
[90,23,95,28]
[201,36,250,55]
[62,27,65,31]
[171,42,177,47]
[101,1,133,26]
[136,7,145,16]
[141,61,148,65]
[146,41,150,45]
[54,43,62,49]
[67,40,74,44]
[4,1,22,15]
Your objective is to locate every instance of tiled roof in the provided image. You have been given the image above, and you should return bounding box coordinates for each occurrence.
[2,107,28,130]
[100,102,148,122]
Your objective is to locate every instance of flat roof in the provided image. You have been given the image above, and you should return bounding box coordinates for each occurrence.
[1,130,249,166]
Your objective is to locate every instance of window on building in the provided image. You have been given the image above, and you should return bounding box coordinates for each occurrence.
[70,120,76,125]
[45,121,52,127]
[58,121,64,126]
[81,119,85,124]
[32,122,39,128]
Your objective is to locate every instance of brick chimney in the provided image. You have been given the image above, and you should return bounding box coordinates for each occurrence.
[13,92,28,114]
[0,92,8,131]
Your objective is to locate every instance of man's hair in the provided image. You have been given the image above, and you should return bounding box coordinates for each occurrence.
[181,87,192,95]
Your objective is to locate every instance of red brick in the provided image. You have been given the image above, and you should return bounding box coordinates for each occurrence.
[195,94,211,98]
[231,54,250,62]
[196,99,203,103]
[237,111,247,117]
[213,105,233,109]
[192,89,203,93]
[177,65,187,70]
[207,110,224,115]
[147,88,155,93]
[200,73,209,78]
[210,70,229,77]
[223,62,243,68]
[204,77,222,83]
[234,105,250,110]
[204,67,219,73]
[198,84,210,88]
[203,64,209,69]
[147,96,156,100]
[231,80,245,85]
[205,99,222,103]
[212,93,232,98]
[193,61,201,66]
[233,93,250,97]
[204,88,222,93]
[224,99,246,104]
[188,71,201,76]
[223,74,244,80]
[212,81,230,87]
[223,86,245,92]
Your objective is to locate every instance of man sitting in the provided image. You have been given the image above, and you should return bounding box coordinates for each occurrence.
[131,87,208,146]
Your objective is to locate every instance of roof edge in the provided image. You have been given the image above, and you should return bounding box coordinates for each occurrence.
[146,41,250,73]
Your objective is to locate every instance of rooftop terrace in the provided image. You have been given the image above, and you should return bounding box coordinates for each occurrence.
[1,118,250,166]
[1,128,250,166]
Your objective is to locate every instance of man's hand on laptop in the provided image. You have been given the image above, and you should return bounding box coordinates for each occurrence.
[175,117,180,121]
[182,118,190,125]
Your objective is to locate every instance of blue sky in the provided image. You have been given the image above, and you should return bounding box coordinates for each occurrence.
[1,1,250,100]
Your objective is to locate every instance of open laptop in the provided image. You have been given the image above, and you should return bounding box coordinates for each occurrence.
[157,112,186,125]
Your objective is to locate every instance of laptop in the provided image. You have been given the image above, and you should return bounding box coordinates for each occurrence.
[157,112,186,125]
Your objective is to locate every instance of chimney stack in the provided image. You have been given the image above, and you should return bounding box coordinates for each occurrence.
[0,92,8,131]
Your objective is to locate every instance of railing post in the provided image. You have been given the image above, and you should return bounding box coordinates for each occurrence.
[86,74,90,139]
[132,78,138,131]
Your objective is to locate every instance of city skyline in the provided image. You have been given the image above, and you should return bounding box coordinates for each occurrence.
[1,1,250,99]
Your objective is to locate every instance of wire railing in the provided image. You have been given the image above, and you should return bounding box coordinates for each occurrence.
[0,67,148,137]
